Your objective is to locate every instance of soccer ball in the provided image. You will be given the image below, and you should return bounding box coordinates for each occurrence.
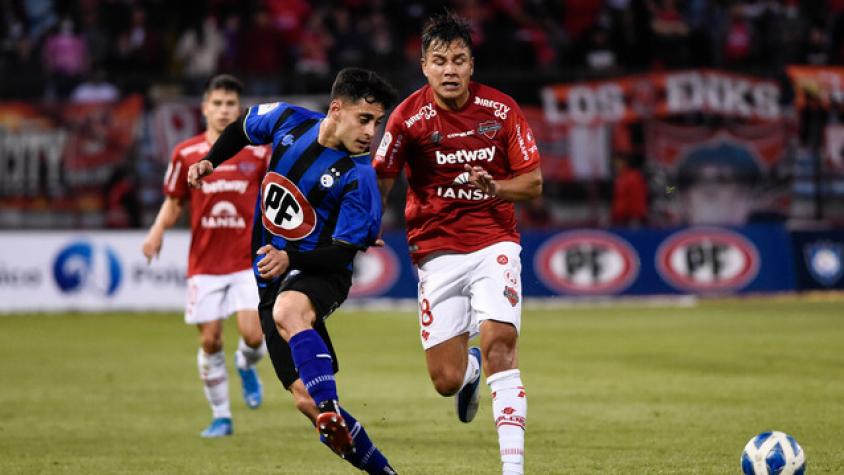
[741,431,805,475]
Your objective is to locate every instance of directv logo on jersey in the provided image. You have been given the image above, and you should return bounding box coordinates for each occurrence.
[474,96,511,119]
[201,179,249,194]
[404,103,436,128]
[435,146,496,165]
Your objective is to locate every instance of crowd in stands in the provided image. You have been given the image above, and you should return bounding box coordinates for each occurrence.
[2,0,844,101]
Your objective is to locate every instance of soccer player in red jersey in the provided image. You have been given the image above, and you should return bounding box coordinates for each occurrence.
[142,75,269,438]
[373,13,541,475]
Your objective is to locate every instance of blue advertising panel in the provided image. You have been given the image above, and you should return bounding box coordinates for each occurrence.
[790,230,844,290]
[526,224,795,296]
[354,224,797,299]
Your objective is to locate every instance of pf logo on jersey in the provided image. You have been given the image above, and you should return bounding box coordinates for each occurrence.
[656,228,759,293]
[534,231,639,295]
[261,172,316,240]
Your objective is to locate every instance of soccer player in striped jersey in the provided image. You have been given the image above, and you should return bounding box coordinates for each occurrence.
[187,68,398,475]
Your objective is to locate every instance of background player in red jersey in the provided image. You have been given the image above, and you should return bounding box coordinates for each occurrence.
[142,75,268,438]
[373,13,542,475]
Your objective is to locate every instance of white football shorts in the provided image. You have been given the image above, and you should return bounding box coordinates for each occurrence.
[185,269,259,324]
[416,241,523,350]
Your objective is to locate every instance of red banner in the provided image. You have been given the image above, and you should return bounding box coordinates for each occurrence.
[645,120,792,225]
[542,70,782,125]
[786,65,844,110]
[0,95,143,227]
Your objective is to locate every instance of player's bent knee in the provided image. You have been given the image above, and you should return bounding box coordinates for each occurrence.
[430,367,464,396]
[200,335,223,354]
[242,332,263,348]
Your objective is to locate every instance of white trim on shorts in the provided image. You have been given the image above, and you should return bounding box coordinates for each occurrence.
[415,241,523,349]
[184,269,259,324]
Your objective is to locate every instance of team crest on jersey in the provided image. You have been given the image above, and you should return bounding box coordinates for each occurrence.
[261,172,316,240]
[478,121,502,139]
[238,162,257,174]
[320,174,335,188]
[281,134,294,146]
[319,167,344,189]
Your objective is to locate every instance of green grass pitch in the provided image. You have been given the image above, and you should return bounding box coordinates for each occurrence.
[1,297,842,474]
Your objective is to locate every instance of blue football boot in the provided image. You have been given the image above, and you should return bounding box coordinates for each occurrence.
[455,346,482,423]
[200,417,233,438]
[237,366,263,409]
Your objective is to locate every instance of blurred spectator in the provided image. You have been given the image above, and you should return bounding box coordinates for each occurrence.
[366,12,403,70]
[611,156,648,227]
[174,15,224,94]
[760,0,806,69]
[648,0,690,68]
[78,4,108,68]
[583,27,618,72]
[219,13,242,72]
[42,17,89,100]
[329,7,367,69]
[239,9,284,95]
[125,6,162,71]
[804,24,829,65]
[70,68,119,103]
[722,5,754,68]
[293,12,333,93]
[22,0,58,42]
[266,0,311,42]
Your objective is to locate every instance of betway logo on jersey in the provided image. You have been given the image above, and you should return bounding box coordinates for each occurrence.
[435,146,496,165]
[201,201,246,229]
[474,96,510,119]
[201,179,249,194]
[404,103,436,128]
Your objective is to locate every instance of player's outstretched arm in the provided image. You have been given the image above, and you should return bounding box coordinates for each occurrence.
[255,243,358,279]
[142,196,184,263]
[187,115,251,188]
[464,165,542,202]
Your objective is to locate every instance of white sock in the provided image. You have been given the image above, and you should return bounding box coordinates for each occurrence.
[460,349,481,389]
[234,337,266,369]
[197,349,230,419]
[488,369,527,475]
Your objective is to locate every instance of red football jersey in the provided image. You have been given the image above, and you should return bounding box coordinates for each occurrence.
[373,82,540,263]
[163,134,269,276]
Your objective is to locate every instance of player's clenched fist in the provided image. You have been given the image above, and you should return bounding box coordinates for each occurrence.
[187,159,214,188]
[256,244,290,279]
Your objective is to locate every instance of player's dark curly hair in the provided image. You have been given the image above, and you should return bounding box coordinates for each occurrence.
[421,11,473,56]
[330,67,398,110]
[204,74,243,97]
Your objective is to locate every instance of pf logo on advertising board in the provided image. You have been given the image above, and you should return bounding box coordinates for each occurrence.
[534,231,639,294]
[349,246,400,298]
[656,228,759,293]
[53,241,122,296]
[261,172,316,240]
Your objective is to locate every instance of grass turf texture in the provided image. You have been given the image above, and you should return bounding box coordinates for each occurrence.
[1,298,842,474]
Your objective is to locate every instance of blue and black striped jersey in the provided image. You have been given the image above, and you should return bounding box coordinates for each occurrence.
[243,101,382,283]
